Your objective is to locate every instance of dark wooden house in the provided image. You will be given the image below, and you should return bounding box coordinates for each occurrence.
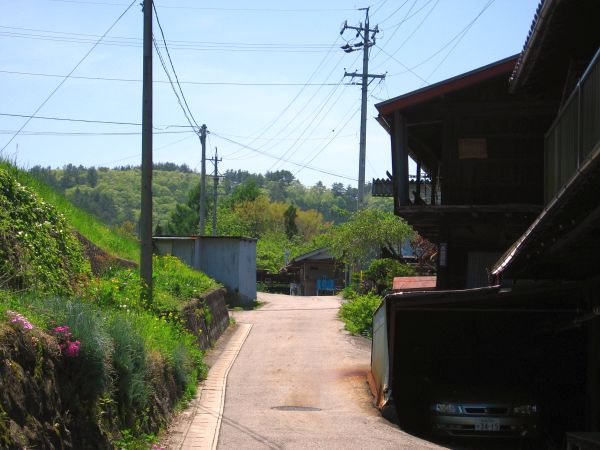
[375,56,557,289]
[371,0,600,440]
[490,0,600,437]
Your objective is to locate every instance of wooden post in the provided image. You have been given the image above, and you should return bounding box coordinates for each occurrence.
[391,111,410,207]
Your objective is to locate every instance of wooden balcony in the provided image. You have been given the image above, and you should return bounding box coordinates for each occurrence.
[544,47,600,204]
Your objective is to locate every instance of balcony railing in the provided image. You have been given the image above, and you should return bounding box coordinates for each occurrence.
[544,47,600,204]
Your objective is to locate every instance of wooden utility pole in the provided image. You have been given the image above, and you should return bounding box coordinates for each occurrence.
[209,148,222,236]
[140,0,153,301]
[199,124,207,235]
[341,7,384,208]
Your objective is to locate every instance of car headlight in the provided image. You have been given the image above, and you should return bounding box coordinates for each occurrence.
[432,403,462,414]
[513,404,537,415]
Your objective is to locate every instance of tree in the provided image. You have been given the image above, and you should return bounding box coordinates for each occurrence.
[224,179,261,208]
[265,170,294,184]
[328,208,415,267]
[283,205,298,239]
[86,167,98,188]
[364,258,415,294]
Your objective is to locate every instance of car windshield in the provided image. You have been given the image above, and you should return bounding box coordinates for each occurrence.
[429,356,534,387]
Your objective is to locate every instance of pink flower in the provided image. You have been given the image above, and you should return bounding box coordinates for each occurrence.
[64,340,80,357]
[6,310,34,330]
[54,325,70,333]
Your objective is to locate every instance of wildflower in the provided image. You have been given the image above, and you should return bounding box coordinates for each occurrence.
[6,310,34,330]
[64,340,81,357]
[53,325,80,357]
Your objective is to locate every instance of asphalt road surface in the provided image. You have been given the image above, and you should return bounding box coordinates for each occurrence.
[218,292,446,450]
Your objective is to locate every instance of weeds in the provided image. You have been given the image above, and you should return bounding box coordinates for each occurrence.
[338,292,382,339]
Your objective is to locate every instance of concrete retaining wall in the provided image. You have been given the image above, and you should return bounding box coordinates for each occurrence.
[181,288,229,350]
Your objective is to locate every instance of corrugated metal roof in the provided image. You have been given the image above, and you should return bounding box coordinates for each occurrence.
[392,276,437,291]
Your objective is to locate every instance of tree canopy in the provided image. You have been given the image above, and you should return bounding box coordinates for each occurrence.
[328,208,415,266]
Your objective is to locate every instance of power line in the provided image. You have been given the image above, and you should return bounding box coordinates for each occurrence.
[294,107,361,177]
[266,79,346,171]
[152,2,200,131]
[0,112,143,126]
[224,52,352,161]
[211,131,356,142]
[0,69,340,86]
[387,0,498,77]
[374,45,428,84]
[0,0,137,154]
[0,29,337,52]
[45,0,355,12]
[0,25,336,48]
[224,37,346,161]
[422,0,496,84]
[0,129,192,136]
[0,112,357,141]
[372,0,440,71]
[383,0,437,29]
[210,132,358,182]
[376,0,411,25]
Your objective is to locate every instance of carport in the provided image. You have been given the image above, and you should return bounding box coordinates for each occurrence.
[370,283,590,438]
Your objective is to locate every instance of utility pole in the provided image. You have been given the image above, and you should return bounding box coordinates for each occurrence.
[140,0,153,301]
[341,7,385,208]
[198,124,207,236]
[209,148,222,236]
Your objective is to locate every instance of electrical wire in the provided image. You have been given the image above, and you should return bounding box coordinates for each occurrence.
[0,28,337,53]
[224,51,351,161]
[372,0,439,71]
[45,0,355,12]
[422,0,496,84]
[294,107,361,177]
[0,69,340,86]
[387,0,497,77]
[266,79,346,171]
[210,132,357,182]
[98,133,197,166]
[152,2,201,131]
[0,112,143,127]
[223,36,345,160]
[376,0,411,25]
[0,0,137,154]
[375,45,428,84]
[0,129,192,136]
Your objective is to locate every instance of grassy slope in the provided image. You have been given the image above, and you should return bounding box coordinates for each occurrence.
[2,162,139,262]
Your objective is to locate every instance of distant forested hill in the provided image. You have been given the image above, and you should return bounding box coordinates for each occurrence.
[28,164,392,230]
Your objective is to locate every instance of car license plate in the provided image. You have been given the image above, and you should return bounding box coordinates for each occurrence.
[475,418,500,431]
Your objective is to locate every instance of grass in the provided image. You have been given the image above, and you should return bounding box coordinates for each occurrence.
[0,291,206,431]
[0,161,139,262]
[153,255,220,310]
[0,161,219,446]
[338,291,382,339]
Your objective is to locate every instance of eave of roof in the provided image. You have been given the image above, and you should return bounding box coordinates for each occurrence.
[509,0,556,91]
[375,55,518,116]
[287,247,333,265]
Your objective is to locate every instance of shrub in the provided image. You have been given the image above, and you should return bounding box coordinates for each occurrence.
[106,314,148,422]
[0,167,89,295]
[339,292,382,338]
[364,258,415,294]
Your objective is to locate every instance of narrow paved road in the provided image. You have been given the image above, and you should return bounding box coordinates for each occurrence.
[218,292,445,449]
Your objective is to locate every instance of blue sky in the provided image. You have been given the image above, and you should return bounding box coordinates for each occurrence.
[1,0,539,187]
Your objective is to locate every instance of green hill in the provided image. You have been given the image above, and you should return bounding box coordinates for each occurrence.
[28,165,393,230]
